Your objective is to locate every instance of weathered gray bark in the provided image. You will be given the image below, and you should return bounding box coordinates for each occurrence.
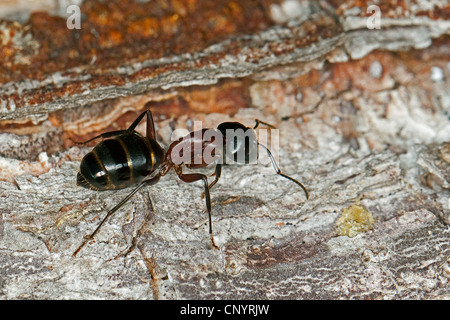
[0,0,449,299]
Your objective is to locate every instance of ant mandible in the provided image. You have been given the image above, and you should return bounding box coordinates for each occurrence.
[73,109,308,256]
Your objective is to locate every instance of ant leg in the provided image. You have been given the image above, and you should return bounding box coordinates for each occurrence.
[175,166,219,250]
[208,163,222,190]
[126,109,156,140]
[258,143,309,200]
[113,191,155,260]
[73,174,161,257]
[72,109,156,145]
[71,130,129,145]
[201,164,222,199]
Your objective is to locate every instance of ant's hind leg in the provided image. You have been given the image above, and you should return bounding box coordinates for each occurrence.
[73,174,162,257]
[71,109,157,145]
[126,109,156,140]
[71,130,129,145]
[113,191,156,260]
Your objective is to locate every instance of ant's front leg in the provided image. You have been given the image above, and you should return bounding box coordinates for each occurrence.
[201,163,222,200]
[208,163,222,190]
[174,165,219,250]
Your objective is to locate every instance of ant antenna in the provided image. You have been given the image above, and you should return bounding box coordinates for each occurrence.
[258,143,309,200]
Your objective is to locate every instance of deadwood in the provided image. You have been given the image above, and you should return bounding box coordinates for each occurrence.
[0,0,449,299]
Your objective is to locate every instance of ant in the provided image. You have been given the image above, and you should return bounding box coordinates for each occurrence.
[73,109,308,256]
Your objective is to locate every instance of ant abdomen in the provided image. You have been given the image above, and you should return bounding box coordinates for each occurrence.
[77,131,164,191]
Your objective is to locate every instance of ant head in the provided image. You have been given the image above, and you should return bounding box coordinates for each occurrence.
[217,122,248,135]
[217,122,258,165]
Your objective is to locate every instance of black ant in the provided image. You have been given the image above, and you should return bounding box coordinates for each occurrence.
[73,110,308,256]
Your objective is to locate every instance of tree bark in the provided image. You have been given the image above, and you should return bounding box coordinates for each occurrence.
[0,0,449,299]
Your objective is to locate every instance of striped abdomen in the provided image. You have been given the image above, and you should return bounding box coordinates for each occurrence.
[77,132,164,190]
